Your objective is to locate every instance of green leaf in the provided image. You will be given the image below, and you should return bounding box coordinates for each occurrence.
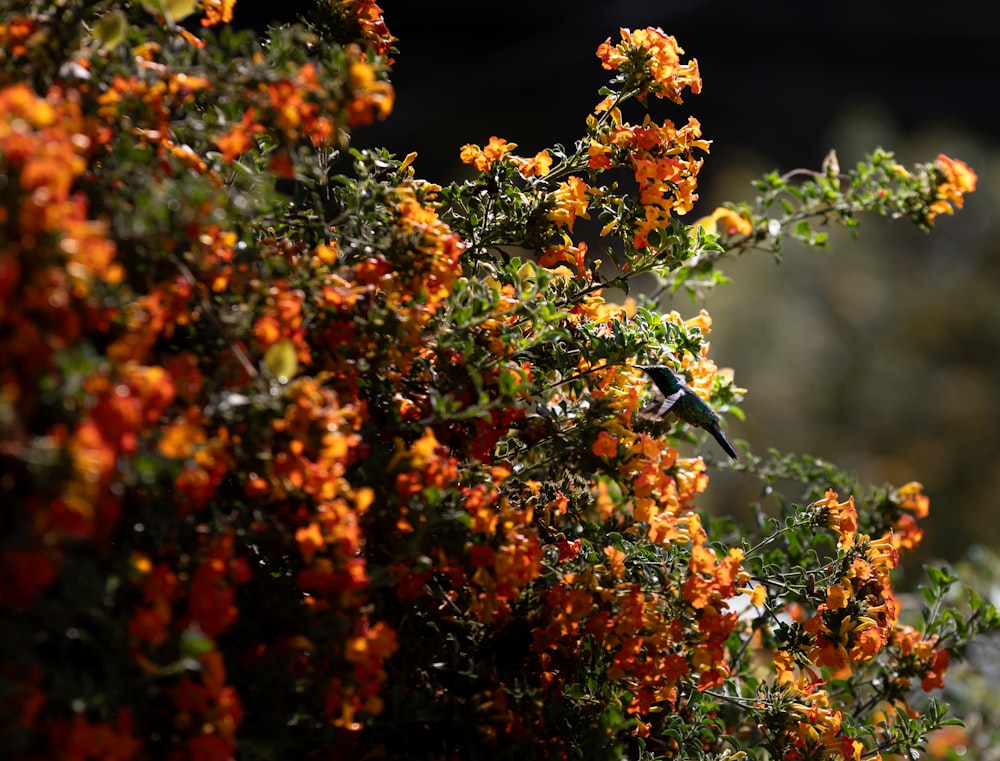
[93,10,128,49]
[264,340,298,384]
[143,0,199,22]
[180,625,215,657]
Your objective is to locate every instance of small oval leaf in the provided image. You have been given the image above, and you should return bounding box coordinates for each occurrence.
[264,340,298,384]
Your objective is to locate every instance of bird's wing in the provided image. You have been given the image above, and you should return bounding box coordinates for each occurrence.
[637,389,684,421]
[658,389,684,412]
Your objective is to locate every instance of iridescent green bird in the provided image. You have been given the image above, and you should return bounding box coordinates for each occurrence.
[636,365,738,460]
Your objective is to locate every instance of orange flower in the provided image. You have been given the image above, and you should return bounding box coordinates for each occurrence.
[464,483,500,534]
[344,620,398,665]
[158,414,207,459]
[682,544,746,609]
[539,237,588,278]
[592,430,618,458]
[814,490,858,549]
[201,0,235,27]
[587,139,613,169]
[345,54,395,126]
[894,481,930,519]
[604,546,627,578]
[694,206,753,237]
[216,124,252,162]
[216,109,262,162]
[891,513,924,552]
[351,0,395,54]
[513,149,552,178]
[927,154,977,222]
[592,116,708,246]
[295,522,325,563]
[50,709,143,761]
[459,135,517,171]
[597,27,702,104]
[547,175,591,231]
[825,583,850,611]
[494,527,542,590]
[935,154,977,204]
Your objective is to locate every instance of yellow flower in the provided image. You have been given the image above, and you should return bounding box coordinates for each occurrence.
[894,480,929,518]
[684,309,712,334]
[692,206,752,238]
[547,176,591,231]
[587,140,613,169]
[926,154,977,223]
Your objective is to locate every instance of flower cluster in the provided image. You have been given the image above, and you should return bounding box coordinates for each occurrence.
[215,52,393,166]
[615,114,710,246]
[927,153,977,221]
[796,531,899,674]
[596,27,702,105]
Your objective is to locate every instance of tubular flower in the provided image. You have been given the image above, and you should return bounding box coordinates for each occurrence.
[592,430,619,459]
[812,489,858,550]
[693,205,753,237]
[926,154,977,222]
[587,139,613,169]
[683,545,748,611]
[891,626,951,692]
[201,0,236,26]
[592,116,710,247]
[344,51,395,126]
[596,27,702,104]
[216,108,263,161]
[547,175,591,231]
[346,0,396,56]
[459,135,518,171]
[893,481,929,519]
[886,481,930,551]
[538,236,589,279]
[792,537,900,676]
[512,149,552,178]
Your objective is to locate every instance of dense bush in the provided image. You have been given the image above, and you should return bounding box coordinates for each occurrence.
[0,2,994,759]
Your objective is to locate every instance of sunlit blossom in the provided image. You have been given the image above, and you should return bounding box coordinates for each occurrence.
[547,175,591,231]
[459,135,517,171]
[927,154,977,222]
[596,27,702,104]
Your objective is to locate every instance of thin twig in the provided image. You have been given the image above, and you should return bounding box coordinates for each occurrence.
[170,253,260,382]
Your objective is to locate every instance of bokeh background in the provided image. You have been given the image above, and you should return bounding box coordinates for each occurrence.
[243,0,1000,571]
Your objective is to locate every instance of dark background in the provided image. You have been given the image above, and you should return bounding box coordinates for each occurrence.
[354,1,1000,185]
[241,1,1000,571]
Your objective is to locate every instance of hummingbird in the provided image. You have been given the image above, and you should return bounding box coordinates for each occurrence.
[636,365,738,460]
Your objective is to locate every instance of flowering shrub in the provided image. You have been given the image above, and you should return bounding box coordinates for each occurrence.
[0,2,994,760]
